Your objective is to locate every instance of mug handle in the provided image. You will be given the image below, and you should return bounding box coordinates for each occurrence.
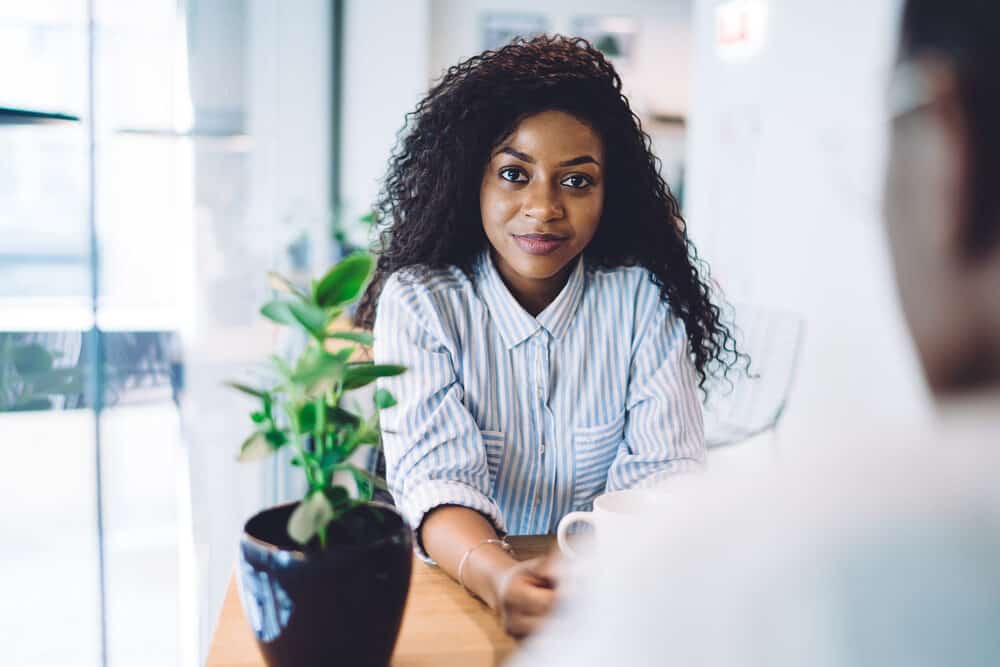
[556,511,596,560]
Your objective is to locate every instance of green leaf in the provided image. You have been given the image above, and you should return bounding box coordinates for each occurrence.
[320,445,346,470]
[264,430,288,448]
[342,363,406,390]
[287,492,335,545]
[359,211,376,226]
[325,485,351,507]
[333,423,378,461]
[269,355,293,379]
[331,347,354,363]
[238,432,273,462]
[12,344,53,375]
[226,381,268,399]
[260,299,298,326]
[296,402,317,434]
[354,427,380,446]
[250,411,266,424]
[334,463,388,492]
[327,331,373,346]
[313,253,374,308]
[327,405,361,428]
[291,348,348,394]
[357,480,373,502]
[287,301,329,340]
[267,271,309,301]
[373,388,397,409]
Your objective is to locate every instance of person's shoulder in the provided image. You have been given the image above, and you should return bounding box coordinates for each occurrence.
[377,264,477,336]
[381,263,471,304]
[586,261,660,300]
[650,426,1000,548]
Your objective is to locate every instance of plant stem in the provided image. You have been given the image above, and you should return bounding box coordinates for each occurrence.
[314,394,326,459]
[289,431,317,489]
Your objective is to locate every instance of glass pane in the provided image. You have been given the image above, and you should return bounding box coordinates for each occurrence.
[0,6,100,665]
[93,1,197,663]
[0,124,90,305]
[101,403,186,667]
[0,407,101,667]
[0,1,91,321]
[94,135,195,331]
[0,1,87,114]
[92,0,195,331]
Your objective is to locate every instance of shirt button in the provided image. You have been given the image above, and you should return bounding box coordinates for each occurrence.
[539,443,545,456]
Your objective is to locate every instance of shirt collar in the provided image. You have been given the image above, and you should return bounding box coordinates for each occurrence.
[474,249,587,349]
[536,253,586,341]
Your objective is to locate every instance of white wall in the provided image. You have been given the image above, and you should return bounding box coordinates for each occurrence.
[338,0,695,227]
[428,0,694,195]
[340,0,432,229]
[686,0,931,447]
[430,0,692,117]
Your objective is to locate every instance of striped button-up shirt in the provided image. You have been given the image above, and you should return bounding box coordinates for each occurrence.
[373,250,704,552]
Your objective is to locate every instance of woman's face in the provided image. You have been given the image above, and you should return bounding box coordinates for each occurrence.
[480,110,605,293]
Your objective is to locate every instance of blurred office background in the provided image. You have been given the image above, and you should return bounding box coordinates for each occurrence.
[1,1,925,665]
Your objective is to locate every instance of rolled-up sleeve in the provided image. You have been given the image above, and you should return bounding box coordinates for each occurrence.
[373,274,505,558]
[606,291,706,492]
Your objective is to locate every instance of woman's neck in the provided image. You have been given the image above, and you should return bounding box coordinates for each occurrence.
[492,251,575,317]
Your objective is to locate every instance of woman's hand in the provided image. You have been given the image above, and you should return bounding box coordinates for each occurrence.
[419,506,562,637]
[492,556,559,637]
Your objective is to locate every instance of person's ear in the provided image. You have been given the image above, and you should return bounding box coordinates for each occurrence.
[916,57,972,260]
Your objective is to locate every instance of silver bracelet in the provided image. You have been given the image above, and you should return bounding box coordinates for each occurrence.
[457,538,515,594]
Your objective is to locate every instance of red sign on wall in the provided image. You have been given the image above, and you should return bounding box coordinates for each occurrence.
[715,1,767,59]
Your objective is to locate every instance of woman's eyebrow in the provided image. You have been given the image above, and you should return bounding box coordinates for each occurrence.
[558,155,600,167]
[494,146,601,167]
[496,146,534,162]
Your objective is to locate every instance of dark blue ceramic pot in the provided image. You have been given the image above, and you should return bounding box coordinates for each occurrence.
[238,502,413,666]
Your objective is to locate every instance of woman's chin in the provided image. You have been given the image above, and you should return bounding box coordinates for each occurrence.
[507,255,573,281]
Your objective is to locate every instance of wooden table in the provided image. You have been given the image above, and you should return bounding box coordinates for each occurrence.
[205,535,555,667]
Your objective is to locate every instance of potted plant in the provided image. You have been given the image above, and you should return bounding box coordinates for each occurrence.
[228,252,411,667]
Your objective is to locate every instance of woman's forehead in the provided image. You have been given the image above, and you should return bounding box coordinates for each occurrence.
[494,111,604,162]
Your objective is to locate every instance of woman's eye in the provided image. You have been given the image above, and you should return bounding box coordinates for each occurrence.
[562,174,592,189]
[500,167,527,183]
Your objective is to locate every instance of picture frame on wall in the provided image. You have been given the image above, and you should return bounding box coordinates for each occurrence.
[571,15,638,66]
[481,12,549,51]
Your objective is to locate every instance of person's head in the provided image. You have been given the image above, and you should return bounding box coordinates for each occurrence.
[479,108,604,295]
[886,0,1000,393]
[357,35,741,389]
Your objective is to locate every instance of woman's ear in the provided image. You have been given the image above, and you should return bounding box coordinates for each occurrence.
[917,58,973,263]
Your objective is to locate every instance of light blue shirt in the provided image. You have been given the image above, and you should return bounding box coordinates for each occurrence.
[373,250,704,552]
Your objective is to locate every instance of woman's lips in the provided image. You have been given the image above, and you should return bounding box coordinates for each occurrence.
[513,234,568,256]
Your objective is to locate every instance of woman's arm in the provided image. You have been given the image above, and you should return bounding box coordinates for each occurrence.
[422,506,557,637]
[373,273,505,556]
[373,275,557,635]
[607,288,706,491]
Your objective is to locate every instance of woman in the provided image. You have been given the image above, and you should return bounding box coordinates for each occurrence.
[357,35,741,636]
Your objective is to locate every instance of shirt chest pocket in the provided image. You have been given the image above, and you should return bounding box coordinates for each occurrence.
[572,412,626,510]
[480,429,505,495]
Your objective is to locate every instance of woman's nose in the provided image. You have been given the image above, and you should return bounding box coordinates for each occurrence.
[522,182,565,222]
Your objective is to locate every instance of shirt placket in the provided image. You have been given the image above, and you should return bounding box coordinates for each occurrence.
[527,332,553,531]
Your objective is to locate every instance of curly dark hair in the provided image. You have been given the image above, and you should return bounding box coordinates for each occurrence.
[355,35,743,390]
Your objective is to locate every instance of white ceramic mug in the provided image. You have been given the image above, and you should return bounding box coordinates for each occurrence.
[556,488,668,559]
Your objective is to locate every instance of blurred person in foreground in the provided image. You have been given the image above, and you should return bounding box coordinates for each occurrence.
[511,1,1000,665]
